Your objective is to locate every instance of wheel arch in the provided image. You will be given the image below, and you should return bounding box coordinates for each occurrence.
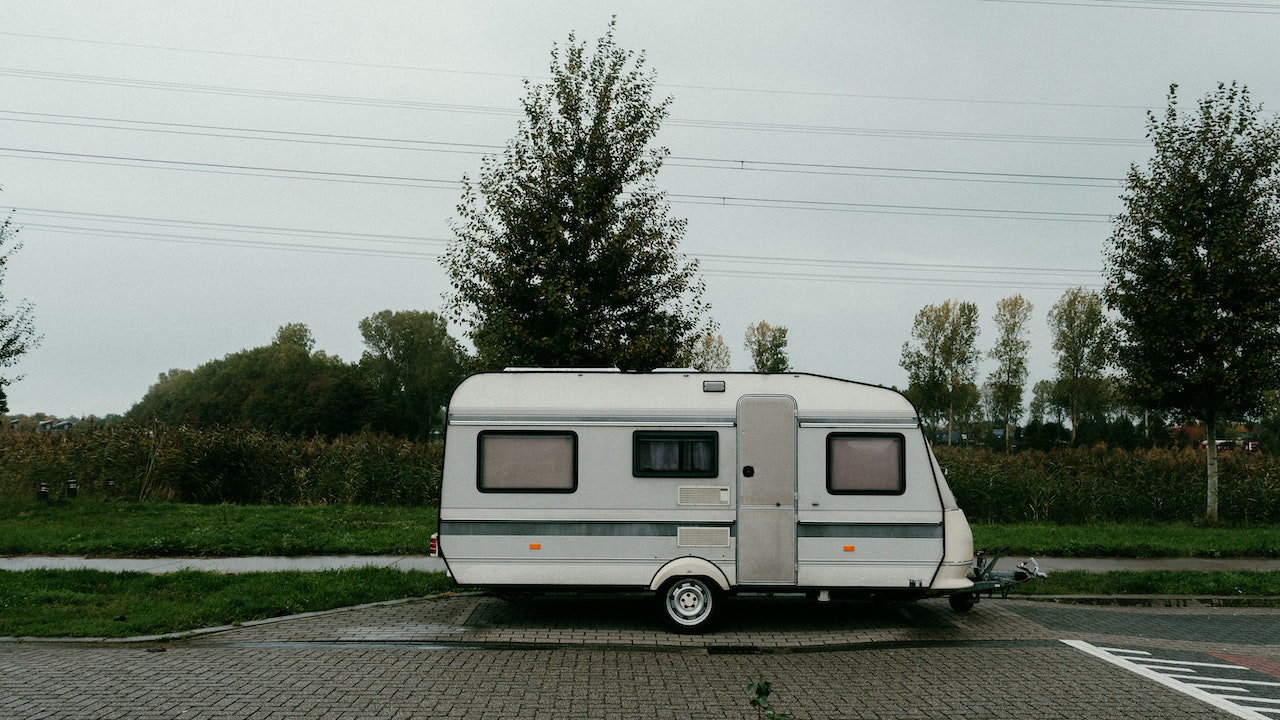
[649,557,731,592]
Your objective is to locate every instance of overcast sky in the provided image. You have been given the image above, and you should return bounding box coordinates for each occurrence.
[3,1,1280,418]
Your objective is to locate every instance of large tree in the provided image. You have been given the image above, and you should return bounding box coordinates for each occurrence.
[743,321,790,373]
[986,295,1033,450]
[1104,82,1280,522]
[1048,287,1114,445]
[900,300,980,444]
[444,22,710,371]
[0,212,40,412]
[358,310,469,440]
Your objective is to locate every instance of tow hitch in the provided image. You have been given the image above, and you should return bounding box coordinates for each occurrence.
[948,549,1046,612]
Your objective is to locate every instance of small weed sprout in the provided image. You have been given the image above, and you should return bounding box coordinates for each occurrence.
[747,676,793,720]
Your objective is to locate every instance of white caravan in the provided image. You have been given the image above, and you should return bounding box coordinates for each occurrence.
[433,370,983,632]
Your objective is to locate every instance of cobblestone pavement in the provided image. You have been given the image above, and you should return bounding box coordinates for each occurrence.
[3,594,1278,719]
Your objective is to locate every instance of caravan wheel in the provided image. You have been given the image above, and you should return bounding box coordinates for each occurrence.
[659,577,719,633]
[948,592,977,613]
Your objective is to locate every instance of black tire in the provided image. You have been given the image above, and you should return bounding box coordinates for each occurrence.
[658,577,719,633]
[949,592,977,613]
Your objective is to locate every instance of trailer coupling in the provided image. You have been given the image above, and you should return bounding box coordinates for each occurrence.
[947,549,1046,613]
[969,548,1046,597]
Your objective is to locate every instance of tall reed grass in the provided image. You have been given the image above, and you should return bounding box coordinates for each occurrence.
[939,445,1280,524]
[0,424,442,506]
[5,425,1277,523]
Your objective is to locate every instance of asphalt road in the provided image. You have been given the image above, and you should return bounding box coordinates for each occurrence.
[4,593,1279,719]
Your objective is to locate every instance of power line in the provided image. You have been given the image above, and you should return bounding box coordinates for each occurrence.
[0,147,463,189]
[701,266,1102,290]
[979,0,1280,13]
[0,110,497,156]
[0,30,1154,111]
[0,110,1125,188]
[669,117,1143,147]
[14,208,454,246]
[0,66,1147,147]
[0,67,525,116]
[4,147,1112,222]
[22,223,444,260]
[668,194,1112,223]
[11,206,1102,290]
[697,251,1099,277]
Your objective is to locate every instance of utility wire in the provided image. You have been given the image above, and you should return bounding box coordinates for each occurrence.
[978,0,1280,14]
[0,147,463,189]
[0,110,1124,187]
[0,30,1154,111]
[0,67,1147,147]
[4,148,1112,222]
[12,206,1104,293]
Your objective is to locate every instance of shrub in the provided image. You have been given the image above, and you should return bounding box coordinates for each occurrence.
[0,424,443,506]
[939,445,1280,524]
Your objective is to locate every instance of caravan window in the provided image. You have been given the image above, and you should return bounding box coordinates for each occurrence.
[827,433,905,495]
[633,431,718,478]
[477,431,577,492]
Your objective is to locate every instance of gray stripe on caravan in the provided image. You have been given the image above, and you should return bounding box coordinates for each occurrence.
[797,524,943,539]
[449,414,735,426]
[439,521,733,537]
[798,416,920,428]
[442,521,940,539]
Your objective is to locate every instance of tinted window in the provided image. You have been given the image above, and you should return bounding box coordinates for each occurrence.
[827,433,905,494]
[478,431,577,492]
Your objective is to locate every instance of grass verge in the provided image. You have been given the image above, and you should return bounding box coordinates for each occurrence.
[972,522,1280,558]
[1008,569,1280,597]
[0,500,436,557]
[0,568,454,638]
[6,501,1279,560]
[3,567,1277,639]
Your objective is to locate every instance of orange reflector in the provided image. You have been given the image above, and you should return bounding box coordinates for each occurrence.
[843,545,856,552]
[529,543,541,550]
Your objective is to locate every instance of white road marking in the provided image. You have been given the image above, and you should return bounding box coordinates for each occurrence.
[1223,697,1280,706]
[1063,640,1273,720]
[1133,659,1254,670]
[1189,679,1280,689]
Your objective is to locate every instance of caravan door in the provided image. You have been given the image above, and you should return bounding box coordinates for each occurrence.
[735,395,798,585]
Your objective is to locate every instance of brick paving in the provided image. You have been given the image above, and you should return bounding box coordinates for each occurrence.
[3,593,1276,719]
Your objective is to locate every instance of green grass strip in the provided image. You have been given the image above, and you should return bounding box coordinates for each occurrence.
[0,568,454,638]
[973,522,1280,559]
[1,500,437,557]
[1008,570,1280,597]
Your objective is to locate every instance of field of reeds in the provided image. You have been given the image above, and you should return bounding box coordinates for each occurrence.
[0,424,442,506]
[3,425,1279,524]
[938,445,1280,524]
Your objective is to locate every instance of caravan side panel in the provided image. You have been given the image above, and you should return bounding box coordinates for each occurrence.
[440,416,739,588]
[793,422,946,588]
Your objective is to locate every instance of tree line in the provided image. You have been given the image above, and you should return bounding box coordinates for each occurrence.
[128,312,467,440]
[122,313,790,437]
[901,82,1280,522]
[900,288,1126,450]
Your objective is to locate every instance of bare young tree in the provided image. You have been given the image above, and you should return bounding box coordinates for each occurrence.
[744,321,790,373]
[900,300,979,445]
[0,213,40,413]
[987,295,1033,451]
